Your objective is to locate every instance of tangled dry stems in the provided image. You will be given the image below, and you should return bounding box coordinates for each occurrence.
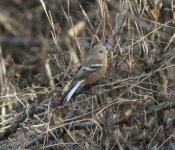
[0,0,175,149]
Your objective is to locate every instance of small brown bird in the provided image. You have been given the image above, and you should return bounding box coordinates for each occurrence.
[60,44,108,105]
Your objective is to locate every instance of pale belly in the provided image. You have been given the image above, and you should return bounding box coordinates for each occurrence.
[85,68,106,84]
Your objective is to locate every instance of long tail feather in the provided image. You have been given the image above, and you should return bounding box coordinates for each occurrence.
[60,80,85,105]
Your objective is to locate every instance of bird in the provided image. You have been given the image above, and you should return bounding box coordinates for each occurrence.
[60,44,108,105]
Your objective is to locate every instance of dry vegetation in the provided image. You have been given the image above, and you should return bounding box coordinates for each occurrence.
[0,0,175,149]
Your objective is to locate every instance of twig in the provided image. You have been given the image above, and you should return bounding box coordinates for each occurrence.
[24,101,175,147]
[0,36,42,47]
[0,103,45,142]
[106,1,128,50]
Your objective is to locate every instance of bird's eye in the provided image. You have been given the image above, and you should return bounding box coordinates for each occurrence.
[100,51,103,53]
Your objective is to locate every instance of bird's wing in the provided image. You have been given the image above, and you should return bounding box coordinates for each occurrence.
[73,58,103,80]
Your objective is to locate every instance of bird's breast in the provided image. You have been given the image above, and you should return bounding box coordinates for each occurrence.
[85,62,107,84]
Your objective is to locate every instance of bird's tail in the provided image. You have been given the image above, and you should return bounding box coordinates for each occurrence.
[60,80,85,105]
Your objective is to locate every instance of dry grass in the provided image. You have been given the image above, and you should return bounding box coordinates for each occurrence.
[0,0,175,149]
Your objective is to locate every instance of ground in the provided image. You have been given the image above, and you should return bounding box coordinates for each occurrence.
[0,0,175,149]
